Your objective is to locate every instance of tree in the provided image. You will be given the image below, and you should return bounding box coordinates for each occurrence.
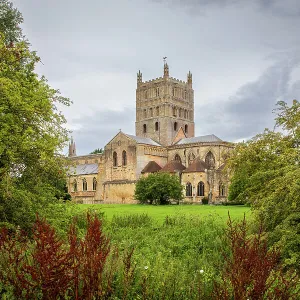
[226,100,300,269]
[0,1,71,231]
[134,172,183,205]
[90,148,103,154]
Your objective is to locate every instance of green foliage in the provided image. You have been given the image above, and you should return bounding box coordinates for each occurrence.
[0,2,71,232]
[202,197,209,204]
[135,172,184,205]
[90,148,103,154]
[0,0,24,44]
[227,100,300,269]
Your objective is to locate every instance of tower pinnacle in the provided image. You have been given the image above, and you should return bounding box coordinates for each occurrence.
[68,136,77,157]
[163,57,169,78]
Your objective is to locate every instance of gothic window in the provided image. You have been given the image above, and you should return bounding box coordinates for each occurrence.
[184,90,187,99]
[174,154,181,163]
[197,181,205,196]
[185,124,188,134]
[219,183,225,197]
[186,182,192,197]
[188,152,195,165]
[184,110,187,119]
[122,150,127,166]
[150,108,153,117]
[156,106,159,116]
[174,122,178,131]
[172,87,175,96]
[73,179,77,192]
[179,108,182,118]
[155,122,159,131]
[113,151,118,167]
[82,178,87,191]
[143,124,147,133]
[93,177,97,191]
[144,109,147,118]
[144,90,148,99]
[156,87,160,97]
[173,107,176,117]
[205,151,215,169]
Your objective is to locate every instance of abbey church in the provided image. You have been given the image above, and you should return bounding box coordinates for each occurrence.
[67,63,233,204]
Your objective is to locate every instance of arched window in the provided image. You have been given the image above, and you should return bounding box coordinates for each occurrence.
[82,178,87,191]
[184,90,187,99]
[173,107,176,117]
[73,179,77,192]
[150,108,153,117]
[122,150,127,166]
[93,177,97,191]
[197,181,205,196]
[156,106,159,116]
[113,151,118,167]
[185,124,188,134]
[179,108,182,118]
[186,182,192,197]
[155,122,159,131]
[219,183,225,196]
[143,124,147,133]
[144,109,147,118]
[174,154,181,163]
[205,151,215,169]
[188,152,195,165]
[174,122,178,131]
[156,87,160,97]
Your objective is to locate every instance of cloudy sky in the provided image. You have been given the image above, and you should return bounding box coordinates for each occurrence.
[12,0,300,155]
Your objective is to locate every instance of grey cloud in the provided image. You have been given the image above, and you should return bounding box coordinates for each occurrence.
[195,51,300,141]
[69,107,135,155]
[152,0,300,17]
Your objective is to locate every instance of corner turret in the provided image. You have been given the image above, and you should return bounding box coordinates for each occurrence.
[137,70,142,86]
[187,71,192,87]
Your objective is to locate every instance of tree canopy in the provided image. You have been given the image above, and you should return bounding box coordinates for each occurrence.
[0,1,71,231]
[226,100,300,269]
[90,148,103,154]
[134,172,183,205]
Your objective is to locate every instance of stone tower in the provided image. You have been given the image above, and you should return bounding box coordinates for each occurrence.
[135,62,195,146]
[68,137,77,157]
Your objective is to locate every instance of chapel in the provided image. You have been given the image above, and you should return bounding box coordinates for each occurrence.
[67,62,233,203]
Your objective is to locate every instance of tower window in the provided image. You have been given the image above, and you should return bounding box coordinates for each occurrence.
[184,90,187,99]
[186,182,192,197]
[185,124,188,134]
[155,122,159,131]
[150,108,153,117]
[156,87,160,97]
[122,150,127,166]
[173,107,176,117]
[174,122,178,131]
[113,151,118,167]
[172,88,175,96]
[156,106,159,116]
[144,90,148,99]
[143,124,147,133]
[144,109,147,118]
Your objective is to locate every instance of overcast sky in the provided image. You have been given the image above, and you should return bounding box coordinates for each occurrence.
[12,0,300,155]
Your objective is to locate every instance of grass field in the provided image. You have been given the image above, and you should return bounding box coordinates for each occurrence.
[74,204,251,224]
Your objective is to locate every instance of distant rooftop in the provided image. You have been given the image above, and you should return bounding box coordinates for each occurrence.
[141,161,162,174]
[125,134,161,146]
[160,160,186,173]
[175,134,223,145]
[67,163,98,176]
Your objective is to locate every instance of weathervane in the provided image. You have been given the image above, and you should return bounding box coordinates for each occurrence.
[163,56,167,64]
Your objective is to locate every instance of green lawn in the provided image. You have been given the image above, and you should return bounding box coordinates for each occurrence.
[74,204,251,224]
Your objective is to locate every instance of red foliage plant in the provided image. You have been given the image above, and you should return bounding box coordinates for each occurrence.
[213,214,299,300]
[0,213,116,300]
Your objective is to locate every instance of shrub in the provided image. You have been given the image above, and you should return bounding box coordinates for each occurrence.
[202,197,209,205]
